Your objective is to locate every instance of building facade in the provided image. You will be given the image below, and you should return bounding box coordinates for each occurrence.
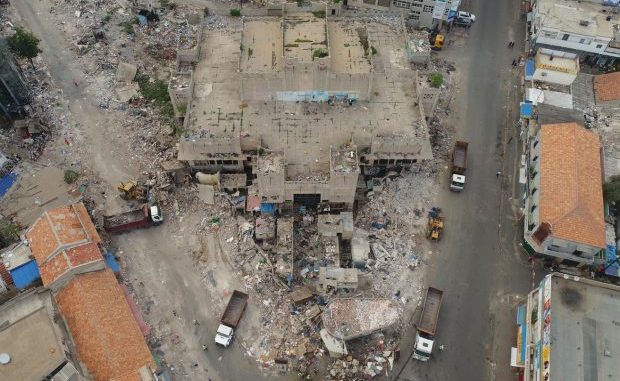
[346,0,461,29]
[528,0,620,66]
[524,123,606,266]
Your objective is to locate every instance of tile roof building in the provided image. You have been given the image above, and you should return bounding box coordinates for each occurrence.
[524,122,606,265]
[26,203,105,291]
[22,203,157,381]
[594,71,620,107]
[55,269,156,381]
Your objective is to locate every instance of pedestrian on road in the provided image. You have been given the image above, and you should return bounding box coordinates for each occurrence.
[439,344,445,351]
[512,59,517,67]
[202,344,208,351]
[496,171,502,177]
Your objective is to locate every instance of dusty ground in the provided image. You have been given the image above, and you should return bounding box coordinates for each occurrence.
[3,1,461,380]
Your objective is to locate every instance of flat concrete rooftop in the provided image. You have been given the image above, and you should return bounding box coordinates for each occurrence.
[183,21,431,173]
[328,19,372,74]
[241,18,283,73]
[284,13,327,63]
[536,0,619,38]
[0,290,66,381]
[550,275,620,381]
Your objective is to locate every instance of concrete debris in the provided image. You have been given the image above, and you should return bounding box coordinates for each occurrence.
[116,62,138,83]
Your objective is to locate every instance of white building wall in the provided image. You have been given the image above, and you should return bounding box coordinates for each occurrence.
[532,68,576,86]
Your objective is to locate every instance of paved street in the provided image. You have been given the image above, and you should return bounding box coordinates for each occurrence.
[395,0,539,380]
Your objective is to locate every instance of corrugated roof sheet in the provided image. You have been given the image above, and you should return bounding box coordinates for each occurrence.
[56,269,155,381]
[9,259,40,289]
[539,123,605,248]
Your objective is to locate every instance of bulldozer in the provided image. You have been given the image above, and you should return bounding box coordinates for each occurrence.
[117,180,148,202]
[427,207,444,241]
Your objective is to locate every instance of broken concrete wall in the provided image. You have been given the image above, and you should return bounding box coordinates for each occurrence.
[419,87,440,117]
[168,71,194,118]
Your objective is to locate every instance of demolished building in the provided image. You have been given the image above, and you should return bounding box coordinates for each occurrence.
[175,6,433,208]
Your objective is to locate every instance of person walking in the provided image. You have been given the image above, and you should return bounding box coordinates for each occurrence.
[496,171,502,178]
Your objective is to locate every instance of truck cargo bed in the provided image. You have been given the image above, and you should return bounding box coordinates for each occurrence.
[452,141,468,172]
[418,287,443,336]
[221,290,249,328]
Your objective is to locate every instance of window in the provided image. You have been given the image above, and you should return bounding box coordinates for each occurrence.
[562,34,569,40]
[392,0,410,8]
[423,5,433,12]
[533,140,539,148]
[411,2,422,7]
[531,204,537,212]
[597,44,603,48]
[528,223,535,231]
[531,187,538,195]
[410,10,420,14]
[542,31,557,39]
[532,155,538,162]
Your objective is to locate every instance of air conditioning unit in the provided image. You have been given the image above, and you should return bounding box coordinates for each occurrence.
[579,20,590,27]
[52,362,80,381]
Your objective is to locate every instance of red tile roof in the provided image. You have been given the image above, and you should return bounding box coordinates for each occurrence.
[594,71,620,102]
[538,123,605,248]
[38,242,103,287]
[27,203,100,263]
[27,203,103,287]
[56,269,155,381]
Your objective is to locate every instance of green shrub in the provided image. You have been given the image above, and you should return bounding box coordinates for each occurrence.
[64,169,79,184]
[136,73,175,117]
[431,73,443,88]
[0,218,19,249]
[230,8,241,17]
[313,48,328,59]
[312,10,326,18]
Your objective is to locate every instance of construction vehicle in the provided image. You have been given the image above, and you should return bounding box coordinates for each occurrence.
[215,290,249,348]
[413,287,444,361]
[117,179,148,201]
[103,204,163,233]
[430,33,444,50]
[427,207,444,241]
[450,141,469,192]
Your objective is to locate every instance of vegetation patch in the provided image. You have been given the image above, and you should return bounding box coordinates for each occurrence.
[313,48,328,59]
[136,73,175,117]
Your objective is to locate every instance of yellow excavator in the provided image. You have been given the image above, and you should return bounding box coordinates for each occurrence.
[427,207,444,241]
[117,180,148,201]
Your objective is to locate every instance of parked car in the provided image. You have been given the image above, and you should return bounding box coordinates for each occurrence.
[455,11,476,26]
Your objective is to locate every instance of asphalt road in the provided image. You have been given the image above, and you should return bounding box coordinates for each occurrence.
[395,1,536,380]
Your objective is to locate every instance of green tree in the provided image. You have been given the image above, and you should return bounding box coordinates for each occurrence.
[7,26,42,69]
[604,175,620,204]
[0,218,19,249]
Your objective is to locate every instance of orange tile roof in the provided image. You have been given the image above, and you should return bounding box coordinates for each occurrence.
[38,242,103,287]
[27,203,103,287]
[56,269,155,381]
[538,123,605,248]
[27,203,100,263]
[594,71,620,102]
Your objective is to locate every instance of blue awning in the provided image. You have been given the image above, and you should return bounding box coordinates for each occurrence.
[9,260,40,289]
[525,59,535,80]
[516,304,526,325]
[605,245,619,277]
[260,203,275,214]
[520,102,534,119]
[105,252,120,273]
[0,172,17,198]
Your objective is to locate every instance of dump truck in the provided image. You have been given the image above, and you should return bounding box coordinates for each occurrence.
[103,204,163,234]
[413,287,444,361]
[215,290,249,348]
[450,141,469,191]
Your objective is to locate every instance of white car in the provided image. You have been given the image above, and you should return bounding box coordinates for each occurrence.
[455,11,476,26]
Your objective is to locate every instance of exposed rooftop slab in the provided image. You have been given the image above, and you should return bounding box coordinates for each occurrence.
[328,19,372,74]
[322,298,401,341]
[536,0,619,38]
[549,275,620,381]
[241,18,283,73]
[283,13,327,63]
